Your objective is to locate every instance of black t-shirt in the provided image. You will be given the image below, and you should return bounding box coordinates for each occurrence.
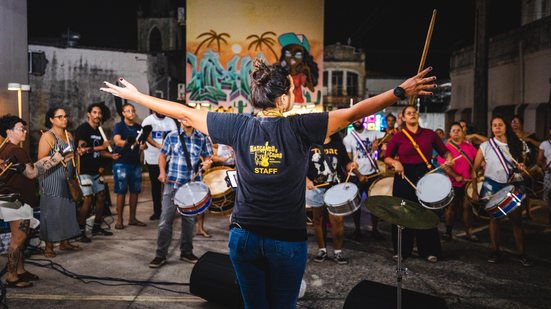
[75,122,103,175]
[307,134,351,186]
[207,112,327,240]
[0,143,38,208]
[113,121,142,165]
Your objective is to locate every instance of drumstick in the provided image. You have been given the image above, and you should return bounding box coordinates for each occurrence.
[314,183,330,188]
[507,155,533,179]
[0,162,13,177]
[0,138,10,151]
[40,130,66,168]
[65,129,76,168]
[427,155,462,174]
[402,174,417,190]
[98,126,113,152]
[370,134,391,155]
[343,171,352,186]
[409,9,437,105]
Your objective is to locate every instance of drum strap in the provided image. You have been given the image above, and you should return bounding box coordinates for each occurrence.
[177,127,199,176]
[401,129,432,169]
[448,140,474,169]
[350,131,379,173]
[488,138,514,177]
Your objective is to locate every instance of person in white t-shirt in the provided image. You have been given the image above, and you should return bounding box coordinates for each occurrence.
[537,127,551,225]
[343,118,385,240]
[472,116,532,267]
[142,111,177,220]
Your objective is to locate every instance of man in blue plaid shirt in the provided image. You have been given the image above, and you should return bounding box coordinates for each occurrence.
[149,118,213,268]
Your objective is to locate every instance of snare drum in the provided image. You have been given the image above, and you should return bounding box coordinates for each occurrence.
[368,176,394,196]
[174,182,211,217]
[203,166,235,216]
[323,183,361,216]
[416,173,454,210]
[485,185,524,219]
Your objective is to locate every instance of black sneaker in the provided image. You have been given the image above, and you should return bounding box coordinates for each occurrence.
[149,257,166,268]
[92,227,113,236]
[518,255,533,267]
[79,232,92,243]
[488,251,502,263]
[334,252,348,265]
[149,214,160,221]
[313,250,327,263]
[180,253,199,264]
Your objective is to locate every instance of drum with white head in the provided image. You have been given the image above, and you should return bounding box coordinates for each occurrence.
[174,181,211,216]
[416,173,454,210]
[323,182,361,216]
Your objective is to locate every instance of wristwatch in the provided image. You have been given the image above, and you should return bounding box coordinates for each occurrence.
[393,87,407,100]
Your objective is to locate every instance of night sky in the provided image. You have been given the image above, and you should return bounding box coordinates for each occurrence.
[27,0,520,79]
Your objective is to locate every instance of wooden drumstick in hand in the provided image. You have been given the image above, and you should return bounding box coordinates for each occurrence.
[98,126,113,152]
[402,174,417,191]
[427,155,462,174]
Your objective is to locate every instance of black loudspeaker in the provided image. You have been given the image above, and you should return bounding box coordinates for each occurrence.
[344,280,448,309]
[190,251,244,309]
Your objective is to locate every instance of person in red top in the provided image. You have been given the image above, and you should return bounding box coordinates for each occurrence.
[384,105,453,262]
[438,122,478,241]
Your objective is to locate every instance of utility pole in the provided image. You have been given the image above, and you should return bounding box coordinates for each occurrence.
[473,0,489,135]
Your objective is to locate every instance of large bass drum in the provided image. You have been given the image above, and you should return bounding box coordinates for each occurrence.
[203,166,235,216]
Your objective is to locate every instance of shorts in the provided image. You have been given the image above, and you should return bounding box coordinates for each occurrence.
[113,163,142,194]
[479,177,508,200]
[305,188,327,208]
[79,174,105,196]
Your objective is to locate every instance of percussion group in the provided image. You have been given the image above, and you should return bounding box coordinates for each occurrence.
[307,161,525,222]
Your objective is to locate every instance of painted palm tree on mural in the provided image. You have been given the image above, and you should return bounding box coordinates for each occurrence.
[194,29,230,54]
[246,31,278,59]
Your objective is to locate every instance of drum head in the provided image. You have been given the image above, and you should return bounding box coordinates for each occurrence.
[416,173,452,203]
[324,183,358,206]
[368,176,393,196]
[203,166,233,197]
[174,182,210,209]
[486,185,515,208]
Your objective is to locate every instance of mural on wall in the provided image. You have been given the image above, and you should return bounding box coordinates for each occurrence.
[187,0,323,113]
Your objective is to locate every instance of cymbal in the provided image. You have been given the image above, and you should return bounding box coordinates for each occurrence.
[366,196,439,229]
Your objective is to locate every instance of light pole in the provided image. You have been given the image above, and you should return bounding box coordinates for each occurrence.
[7,83,30,119]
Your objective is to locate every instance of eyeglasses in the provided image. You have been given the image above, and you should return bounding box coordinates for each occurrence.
[53,114,69,119]
[12,127,28,133]
[123,110,136,113]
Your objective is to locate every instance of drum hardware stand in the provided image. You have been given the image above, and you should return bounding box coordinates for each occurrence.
[395,199,409,309]
[396,223,408,309]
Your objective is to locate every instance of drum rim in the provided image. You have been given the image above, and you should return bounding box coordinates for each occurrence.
[326,195,362,216]
[323,183,359,206]
[203,166,234,198]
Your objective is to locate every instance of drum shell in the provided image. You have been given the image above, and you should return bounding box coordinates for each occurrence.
[485,186,524,219]
[203,166,235,216]
[368,176,394,197]
[324,183,362,217]
[416,173,454,210]
[174,182,211,217]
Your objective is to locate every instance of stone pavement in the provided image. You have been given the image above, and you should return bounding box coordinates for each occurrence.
[3,177,551,308]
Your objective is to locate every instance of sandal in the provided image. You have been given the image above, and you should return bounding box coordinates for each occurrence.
[59,242,82,251]
[18,271,39,281]
[5,277,33,288]
[115,223,124,230]
[44,249,56,258]
[427,255,438,263]
[128,220,146,227]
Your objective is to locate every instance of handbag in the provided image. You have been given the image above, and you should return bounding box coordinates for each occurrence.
[66,171,83,204]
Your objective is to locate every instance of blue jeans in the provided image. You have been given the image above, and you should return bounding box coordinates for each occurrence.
[112,163,142,194]
[156,185,195,258]
[228,227,307,309]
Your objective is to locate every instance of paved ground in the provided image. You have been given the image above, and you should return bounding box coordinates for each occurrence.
[2,176,551,308]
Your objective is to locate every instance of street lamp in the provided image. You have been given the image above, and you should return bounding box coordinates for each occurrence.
[7,83,30,119]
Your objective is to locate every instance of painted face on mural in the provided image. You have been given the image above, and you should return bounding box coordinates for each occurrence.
[282,44,305,75]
